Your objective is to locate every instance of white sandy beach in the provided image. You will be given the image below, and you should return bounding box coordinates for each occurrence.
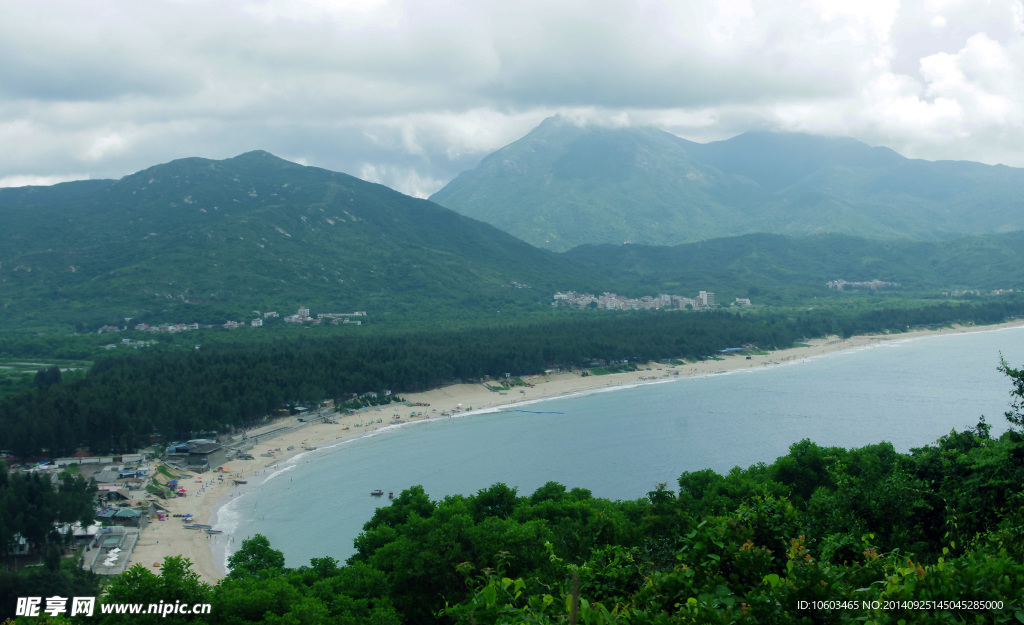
[124,320,1024,583]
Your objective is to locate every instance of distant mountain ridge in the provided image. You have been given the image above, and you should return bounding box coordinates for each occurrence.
[429,117,1024,251]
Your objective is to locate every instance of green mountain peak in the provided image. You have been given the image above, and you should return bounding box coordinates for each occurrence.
[430,122,1024,251]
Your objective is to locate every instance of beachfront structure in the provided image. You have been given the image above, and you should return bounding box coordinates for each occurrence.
[165,440,227,471]
[95,508,145,528]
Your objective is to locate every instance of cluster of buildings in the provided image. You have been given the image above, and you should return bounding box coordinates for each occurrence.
[826,279,902,291]
[278,307,366,326]
[941,288,1018,297]
[553,290,718,310]
[99,322,211,334]
[99,306,368,334]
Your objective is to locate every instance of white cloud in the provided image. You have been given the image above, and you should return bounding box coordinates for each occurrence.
[2,0,1024,188]
[358,162,445,198]
[85,131,129,161]
[0,174,92,188]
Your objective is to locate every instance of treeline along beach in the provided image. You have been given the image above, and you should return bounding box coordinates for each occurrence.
[3,299,1023,458]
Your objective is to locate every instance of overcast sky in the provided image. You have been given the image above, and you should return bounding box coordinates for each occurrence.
[3,0,1023,196]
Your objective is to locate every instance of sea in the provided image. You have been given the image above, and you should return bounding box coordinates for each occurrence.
[213,325,1024,570]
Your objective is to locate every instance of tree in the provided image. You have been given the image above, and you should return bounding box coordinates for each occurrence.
[227,534,286,580]
[998,355,1024,430]
[100,556,211,624]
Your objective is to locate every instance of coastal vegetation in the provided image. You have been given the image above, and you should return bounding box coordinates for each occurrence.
[0,464,98,618]
[2,300,1023,458]
[55,358,1024,623]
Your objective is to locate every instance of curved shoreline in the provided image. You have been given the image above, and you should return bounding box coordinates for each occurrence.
[124,320,1024,583]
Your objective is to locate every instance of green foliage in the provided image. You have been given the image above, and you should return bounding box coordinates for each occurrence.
[0,150,594,333]
[99,556,211,624]
[998,354,1024,430]
[0,558,101,622]
[226,534,286,580]
[566,232,1024,299]
[0,462,95,568]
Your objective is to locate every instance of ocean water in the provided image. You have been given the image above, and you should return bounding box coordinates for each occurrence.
[214,326,1024,569]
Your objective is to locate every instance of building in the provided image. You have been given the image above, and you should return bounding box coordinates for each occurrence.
[95,508,145,527]
[165,440,227,471]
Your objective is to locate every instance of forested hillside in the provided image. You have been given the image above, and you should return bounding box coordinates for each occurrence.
[430,117,1024,251]
[564,232,1024,301]
[77,359,1024,623]
[3,148,1023,334]
[0,151,590,332]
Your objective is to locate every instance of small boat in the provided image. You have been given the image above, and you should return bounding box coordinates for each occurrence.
[370,490,384,496]
[183,524,202,530]
[233,479,247,485]
[192,524,212,529]
[388,492,394,499]
[204,529,223,534]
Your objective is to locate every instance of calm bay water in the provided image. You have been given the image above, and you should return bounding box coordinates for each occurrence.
[215,325,1024,568]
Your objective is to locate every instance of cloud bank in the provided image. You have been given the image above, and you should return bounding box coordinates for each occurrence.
[3,0,1023,196]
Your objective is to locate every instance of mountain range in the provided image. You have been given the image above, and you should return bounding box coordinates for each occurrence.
[430,116,1024,251]
[0,151,592,331]
[2,145,1022,333]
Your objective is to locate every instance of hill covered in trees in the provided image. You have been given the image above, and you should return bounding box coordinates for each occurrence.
[3,149,1023,334]
[0,151,593,332]
[563,232,1024,303]
[430,117,1024,251]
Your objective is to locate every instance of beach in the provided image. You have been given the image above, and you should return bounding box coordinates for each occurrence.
[124,320,1024,583]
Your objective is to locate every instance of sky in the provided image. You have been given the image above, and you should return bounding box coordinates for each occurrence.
[2,0,1023,197]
